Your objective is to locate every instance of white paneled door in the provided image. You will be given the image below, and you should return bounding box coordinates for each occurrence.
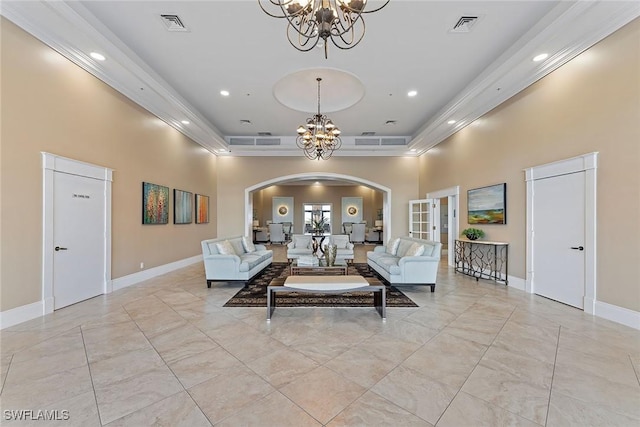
[532,172,586,308]
[409,199,437,241]
[53,171,106,309]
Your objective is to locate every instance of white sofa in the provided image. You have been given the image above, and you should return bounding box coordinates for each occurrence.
[367,236,442,291]
[201,236,273,288]
[286,234,354,263]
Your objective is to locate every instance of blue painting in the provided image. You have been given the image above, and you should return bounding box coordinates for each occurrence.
[468,183,506,224]
[174,189,192,224]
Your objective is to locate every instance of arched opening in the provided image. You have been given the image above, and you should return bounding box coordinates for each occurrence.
[244,172,392,242]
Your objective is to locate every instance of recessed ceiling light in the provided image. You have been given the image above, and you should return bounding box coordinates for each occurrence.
[448,120,456,124]
[220,90,230,97]
[181,120,190,125]
[533,53,548,62]
[90,52,106,61]
[410,149,417,152]
[407,90,418,97]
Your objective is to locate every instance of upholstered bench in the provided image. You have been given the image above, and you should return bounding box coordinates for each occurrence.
[267,275,385,320]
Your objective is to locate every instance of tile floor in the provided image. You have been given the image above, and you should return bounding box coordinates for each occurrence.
[1,245,639,426]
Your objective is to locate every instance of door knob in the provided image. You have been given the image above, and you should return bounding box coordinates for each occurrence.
[570,246,584,251]
[54,246,68,251]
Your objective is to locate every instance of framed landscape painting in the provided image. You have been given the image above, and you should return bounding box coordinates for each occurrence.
[468,183,506,224]
[195,194,209,224]
[142,182,169,224]
[174,189,193,224]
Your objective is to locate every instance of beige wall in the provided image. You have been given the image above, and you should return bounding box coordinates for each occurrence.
[217,156,419,240]
[254,185,382,234]
[419,18,640,311]
[0,19,217,311]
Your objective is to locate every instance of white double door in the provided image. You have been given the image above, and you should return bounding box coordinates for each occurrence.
[52,170,107,309]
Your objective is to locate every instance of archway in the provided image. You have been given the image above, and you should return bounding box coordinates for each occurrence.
[244,172,392,241]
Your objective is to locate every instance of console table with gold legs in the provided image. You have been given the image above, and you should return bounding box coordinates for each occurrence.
[454,239,509,285]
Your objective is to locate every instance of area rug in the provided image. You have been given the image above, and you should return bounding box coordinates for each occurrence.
[223,263,418,308]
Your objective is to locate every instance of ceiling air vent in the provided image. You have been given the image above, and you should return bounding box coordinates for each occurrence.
[361,132,376,136]
[450,16,478,33]
[381,138,407,146]
[160,15,188,32]
[257,132,272,136]
[256,138,281,146]
[229,138,255,146]
[355,138,380,146]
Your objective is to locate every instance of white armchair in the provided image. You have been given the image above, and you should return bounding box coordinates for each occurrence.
[269,223,285,244]
[350,223,366,244]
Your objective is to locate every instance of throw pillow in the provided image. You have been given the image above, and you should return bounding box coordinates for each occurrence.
[404,242,425,257]
[229,239,245,255]
[386,238,400,255]
[396,239,414,257]
[242,236,256,253]
[294,236,311,249]
[216,240,236,255]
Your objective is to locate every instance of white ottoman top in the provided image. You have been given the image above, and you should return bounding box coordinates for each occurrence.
[284,275,369,291]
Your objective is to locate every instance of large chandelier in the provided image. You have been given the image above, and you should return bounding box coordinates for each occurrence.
[258,0,390,59]
[296,77,342,161]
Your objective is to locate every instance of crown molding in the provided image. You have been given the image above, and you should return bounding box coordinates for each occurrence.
[1,1,228,153]
[410,1,640,153]
[3,1,638,157]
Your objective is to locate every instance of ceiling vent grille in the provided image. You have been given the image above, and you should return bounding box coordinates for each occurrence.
[229,138,254,146]
[450,16,478,33]
[160,15,188,32]
[361,131,376,136]
[381,138,406,146]
[355,138,380,146]
[256,138,281,146]
[257,132,272,136]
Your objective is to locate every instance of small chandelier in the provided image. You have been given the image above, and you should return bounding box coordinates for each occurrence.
[296,77,342,161]
[258,0,390,59]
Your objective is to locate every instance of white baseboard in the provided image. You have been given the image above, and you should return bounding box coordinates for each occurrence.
[111,254,202,291]
[0,300,44,330]
[1,255,203,330]
[594,300,640,330]
[507,275,526,291]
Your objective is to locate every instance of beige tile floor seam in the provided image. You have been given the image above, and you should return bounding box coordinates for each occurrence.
[2,244,639,426]
[85,308,189,424]
[428,306,515,426]
[79,326,106,426]
[544,328,563,427]
[131,289,326,425]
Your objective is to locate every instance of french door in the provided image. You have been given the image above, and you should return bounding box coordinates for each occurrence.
[409,199,437,240]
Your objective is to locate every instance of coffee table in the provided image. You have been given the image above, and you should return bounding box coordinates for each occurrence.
[290,259,348,276]
[267,275,386,321]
